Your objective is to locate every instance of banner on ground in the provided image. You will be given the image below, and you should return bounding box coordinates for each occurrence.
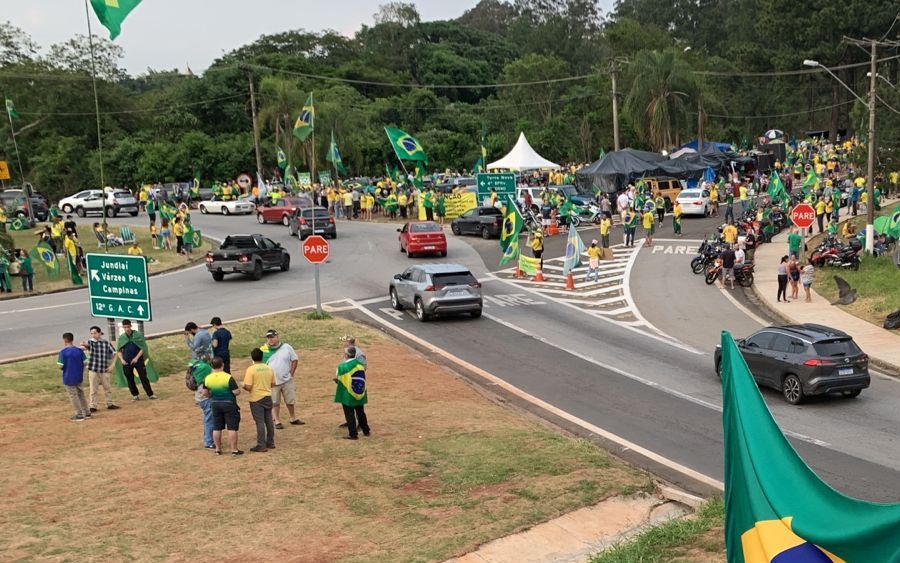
[417,192,477,221]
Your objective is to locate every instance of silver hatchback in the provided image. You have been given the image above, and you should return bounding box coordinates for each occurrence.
[389,264,483,321]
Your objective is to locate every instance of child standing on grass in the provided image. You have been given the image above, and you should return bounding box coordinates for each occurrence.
[160,218,172,251]
[58,332,90,421]
[150,222,158,249]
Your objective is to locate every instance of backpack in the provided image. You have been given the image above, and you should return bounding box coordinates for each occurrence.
[185,364,199,391]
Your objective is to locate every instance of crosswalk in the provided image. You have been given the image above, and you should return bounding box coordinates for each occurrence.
[494,243,654,329]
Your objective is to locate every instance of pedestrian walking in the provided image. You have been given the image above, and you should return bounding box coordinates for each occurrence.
[585,240,601,283]
[777,255,790,303]
[210,317,232,374]
[654,193,665,227]
[185,321,211,362]
[261,329,303,429]
[623,209,637,247]
[202,357,243,456]
[59,332,90,421]
[672,201,683,237]
[81,326,120,412]
[800,260,815,303]
[114,319,158,400]
[642,207,655,247]
[334,346,370,440]
[243,348,275,452]
[599,213,611,248]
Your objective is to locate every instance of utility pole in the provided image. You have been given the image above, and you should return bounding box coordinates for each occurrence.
[697,99,704,153]
[247,70,263,177]
[865,39,877,255]
[611,68,620,152]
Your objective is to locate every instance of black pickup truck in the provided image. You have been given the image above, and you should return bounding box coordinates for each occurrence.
[206,234,290,281]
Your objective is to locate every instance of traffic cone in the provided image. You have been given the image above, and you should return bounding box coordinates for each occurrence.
[534,269,545,282]
[565,273,575,290]
[515,266,524,279]
[547,223,558,236]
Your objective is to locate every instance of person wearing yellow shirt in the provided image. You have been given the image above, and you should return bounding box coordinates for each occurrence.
[709,185,719,217]
[738,184,748,214]
[342,190,353,221]
[599,214,612,248]
[529,229,544,269]
[585,240,602,283]
[397,191,408,219]
[489,188,498,207]
[673,202,683,236]
[642,208,655,247]
[127,242,143,256]
[0,205,6,233]
[722,222,738,245]
[815,198,826,233]
[173,217,186,255]
[853,176,865,189]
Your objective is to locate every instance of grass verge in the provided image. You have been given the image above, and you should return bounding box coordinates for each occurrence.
[590,497,725,563]
[1,225,211,299]
[1,312,652,562]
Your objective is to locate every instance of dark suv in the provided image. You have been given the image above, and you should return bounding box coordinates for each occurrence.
[288,206,336,239]
[0,189,49,222]
[714,324,869,404]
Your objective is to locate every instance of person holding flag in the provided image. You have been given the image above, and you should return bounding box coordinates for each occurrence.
[499,195,524,268]
[562,218,586,286]
[62,233,83,285]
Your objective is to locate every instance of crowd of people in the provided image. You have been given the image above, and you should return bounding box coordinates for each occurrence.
[56,317,371,455]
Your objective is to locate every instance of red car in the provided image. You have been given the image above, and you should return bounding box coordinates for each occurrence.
[256,196,314,226]
[398,221,447,258]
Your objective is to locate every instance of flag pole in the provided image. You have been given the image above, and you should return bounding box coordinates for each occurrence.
[83,0,109,253]
[5,103,34,225]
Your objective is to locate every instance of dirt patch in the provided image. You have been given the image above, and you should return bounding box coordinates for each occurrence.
[1,318,650,563]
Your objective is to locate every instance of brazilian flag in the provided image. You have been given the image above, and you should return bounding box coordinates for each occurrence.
[276,146,287,171]
[30,242,60,278]
[333,358,367,407]
[89,0,143,40]
[721,332,900,562]
[385,127,428,164]
[293,93,314,142]
[499,194,523,257]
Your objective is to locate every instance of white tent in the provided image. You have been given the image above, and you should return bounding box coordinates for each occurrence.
[486,132,560,170]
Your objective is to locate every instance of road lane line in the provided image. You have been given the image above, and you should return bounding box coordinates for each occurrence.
[347,298,725,491]
[482,310,830,448]
[0,301,86,314]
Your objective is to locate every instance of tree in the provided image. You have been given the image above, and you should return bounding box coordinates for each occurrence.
[0,22,38,66]
[623,50,697,150]
[46,35,126,81]
[257,76,303,160]
[457,0,518,35]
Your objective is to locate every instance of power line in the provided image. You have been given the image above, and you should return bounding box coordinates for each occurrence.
[876,93,900,115]
[701,100,855,120]
[694,54,900,77]
[15,94,246,116]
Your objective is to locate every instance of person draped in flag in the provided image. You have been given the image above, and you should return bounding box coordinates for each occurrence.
[0,251,13,293]
[333,346,369,440]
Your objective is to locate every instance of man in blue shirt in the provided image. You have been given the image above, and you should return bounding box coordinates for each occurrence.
[58,332,90,421]
[184,321,211,362]
[210,316,232,374]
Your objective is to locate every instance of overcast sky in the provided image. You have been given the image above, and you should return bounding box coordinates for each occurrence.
[8,0,616,75]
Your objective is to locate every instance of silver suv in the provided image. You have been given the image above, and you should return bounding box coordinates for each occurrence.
[389,264,483,322]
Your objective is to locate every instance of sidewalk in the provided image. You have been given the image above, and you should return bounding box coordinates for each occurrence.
[444,494,689,563]
[752,198,900,373]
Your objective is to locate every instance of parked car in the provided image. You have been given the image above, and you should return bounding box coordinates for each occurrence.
[674,189,711,216]
[516,185,593,212]
[0,189,49,222]
[256,196,313,225]
[714,324,870,404]
[450,206,502,239]
[58,189,138,218]
[642,177,685,210]
[198,197,256,215]
[399,221,447,258]
[205,234,291,281]
[289,206,336,239]
[389,264,482,321]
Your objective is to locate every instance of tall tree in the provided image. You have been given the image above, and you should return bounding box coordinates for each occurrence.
[257,77,303,163]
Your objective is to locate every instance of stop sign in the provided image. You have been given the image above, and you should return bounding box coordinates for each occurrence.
[302,235,329,264]
[790,203,816,229]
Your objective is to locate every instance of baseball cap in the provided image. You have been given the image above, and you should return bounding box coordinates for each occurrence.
[265,329,278,337]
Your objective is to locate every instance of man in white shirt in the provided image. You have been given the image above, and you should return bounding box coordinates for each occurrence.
[261,329,303,429]
[734,246,746,265]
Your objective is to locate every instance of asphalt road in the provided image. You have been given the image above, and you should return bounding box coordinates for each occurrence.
[2,209,897,502]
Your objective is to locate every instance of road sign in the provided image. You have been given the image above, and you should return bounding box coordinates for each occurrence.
[790,203,816,229]
[303,235,329,264]
[477,173,516,205]
[0,161,10,180]
[86,254,152,321]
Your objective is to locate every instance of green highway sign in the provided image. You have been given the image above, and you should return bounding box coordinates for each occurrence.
[476,172,516,204]
[86,254,152,321]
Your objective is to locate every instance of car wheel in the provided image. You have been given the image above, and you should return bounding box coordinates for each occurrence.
[390,288,403,310]
[399,242,406,253]
[715,358,722,379]
[76,207,86,218]
[256,213,265,224]
[129,211,138,217]
[62,204,73,213]
[782,374,804,405]
[470,308,482,319]
[841,389,861,399]
[415,298,429,322]
[481,226,491,240]
[106,206,117,218]
[282,215,290,226]
[222,207,230,216]
[451,224,461,236]
[704,206,709,217]
[200,205,208,214]
[280,255,290,272]
[251,261,263,281]
[211,271,224,282]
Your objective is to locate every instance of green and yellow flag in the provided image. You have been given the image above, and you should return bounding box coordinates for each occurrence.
[720,331,900,562]
[89,0,143,40]
[385,127,428,164]
[293,93,314,142]
[5,98,18,119]
[326,129,347,175]
[334,357,367,407]
[30,242,59,278]
[499,194,524,265]
[276,146,287,171]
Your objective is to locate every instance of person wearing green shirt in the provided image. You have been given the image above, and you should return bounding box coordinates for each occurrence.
[146,198,156,224]
[17,249,34,292]
[435,193,446,225]
[422,188,434,222]
[831,187,841,223]
[787,229,803,259]
[0,253,12,293]
[873,187,882,211]
[654,194,665,227]
[623,209,639,248]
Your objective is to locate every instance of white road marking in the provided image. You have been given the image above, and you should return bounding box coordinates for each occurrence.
[0,301,86,315]
[357,295,390,305]
[349,298,725,491]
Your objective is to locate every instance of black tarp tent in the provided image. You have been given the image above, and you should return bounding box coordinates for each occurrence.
[577,149,710,193]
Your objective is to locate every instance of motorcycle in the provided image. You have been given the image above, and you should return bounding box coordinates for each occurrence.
[705,260,755,287]
[810,237,861,270]
[691,240,722,274]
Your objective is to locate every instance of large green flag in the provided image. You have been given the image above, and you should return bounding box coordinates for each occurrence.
[499,194,523,264]
[720,331,900,563]
[802,169,818,196]
[766,172,790,208]
[326,129,347,175]
[30,242,59,278]
[334,357,367,407]
[5,98,18,119]
[89,0,143,40]
[385,127,428,164]
[293,93,314,142]
[276,146,287,171]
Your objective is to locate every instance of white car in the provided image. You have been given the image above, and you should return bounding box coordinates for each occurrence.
[198,197,256,215]
[675,189,710,216]
[59,189,139,218]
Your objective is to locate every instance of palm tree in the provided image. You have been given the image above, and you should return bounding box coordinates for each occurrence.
[623,50,697,151]
[258,76,303,162]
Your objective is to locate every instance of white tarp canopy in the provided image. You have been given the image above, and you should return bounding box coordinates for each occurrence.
[486,132,560,170]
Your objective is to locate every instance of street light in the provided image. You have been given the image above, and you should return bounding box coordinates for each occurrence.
[867,71,896,88]
[803,57,878,254]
